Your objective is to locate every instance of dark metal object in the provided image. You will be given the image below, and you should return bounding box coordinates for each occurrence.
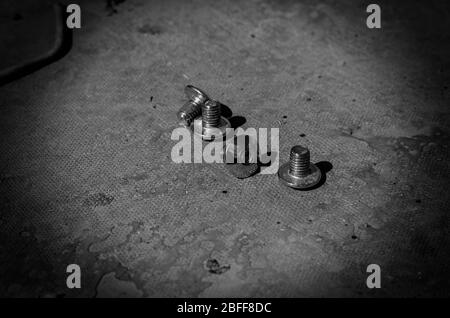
[278,145,321,189]
[0,4,72,87]
[225,162,259,179]
[177,85,209,127]
[223,135,259,179]
[192,99,230,141]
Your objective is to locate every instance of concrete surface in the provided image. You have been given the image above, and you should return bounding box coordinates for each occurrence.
[0,0,449,297]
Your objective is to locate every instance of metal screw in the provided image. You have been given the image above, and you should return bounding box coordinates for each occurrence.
[278,145,322,189]
[176,85,209,127]
[192,99,230,141]
[223,135,259,179]
[225,162,259,179]
[223,135,257,164]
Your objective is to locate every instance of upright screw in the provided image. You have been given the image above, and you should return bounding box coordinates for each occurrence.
[202,100,221,128]
[192,100,230,141]
[278,145,322,189]
[176,85,209,127]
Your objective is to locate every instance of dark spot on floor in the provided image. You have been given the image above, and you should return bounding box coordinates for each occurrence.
[13,13,22,21]
[306,97,312,101]
[282,115,287,119]
[416,199,422,203]
[250,34,255,38]
[150,96,153,102]
[205,259,230,274]
[83,193,114,207]
[351,235,358,240]
[138,24,163,35]
[300,133,306,137]
[222,190,228,194]
[106,0,126,15]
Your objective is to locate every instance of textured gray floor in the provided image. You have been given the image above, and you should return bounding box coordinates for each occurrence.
[0,0,449,297]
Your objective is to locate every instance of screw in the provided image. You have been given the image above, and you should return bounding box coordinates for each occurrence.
[223,135,259,179]
[223,135,257,164]
[225,162,259,179]
[176,85,209,127]
[278,145,322,189]
[192,99,230,141]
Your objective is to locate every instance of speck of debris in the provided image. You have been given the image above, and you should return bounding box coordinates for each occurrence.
[250,34,255,38]
[416,199,422,203]
[299,133,306,137]
[222,190,228,194]
[83,192,114,207]
[351,235,358,240]
[206,259,230,274]
[138,24,163,35]
[150,96,153,102]
[106,0,126,15]
[282,115,287,119]
[20,230,31,237]
[306,97,312,101]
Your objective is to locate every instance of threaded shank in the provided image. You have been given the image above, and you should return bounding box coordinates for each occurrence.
[202,100,221,128]
[288,146,310,177]
[177,101,202,126]
[183,103,202,126]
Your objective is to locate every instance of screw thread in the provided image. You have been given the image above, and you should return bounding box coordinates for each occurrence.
[177,101,202,126]
[289,146,310,177]
[202,100,221,128]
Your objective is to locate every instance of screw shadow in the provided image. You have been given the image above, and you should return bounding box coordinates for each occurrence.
[219,102,233,119]
[228,116,246,129]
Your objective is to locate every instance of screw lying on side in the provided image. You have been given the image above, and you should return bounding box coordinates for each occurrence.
[176,85,209,127]
[192,99,230,141]
[223,135,259,179]
[278,145,322,189]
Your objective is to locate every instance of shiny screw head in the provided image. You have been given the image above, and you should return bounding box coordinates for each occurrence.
[176,85,210,127]
[278,145,322,189]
